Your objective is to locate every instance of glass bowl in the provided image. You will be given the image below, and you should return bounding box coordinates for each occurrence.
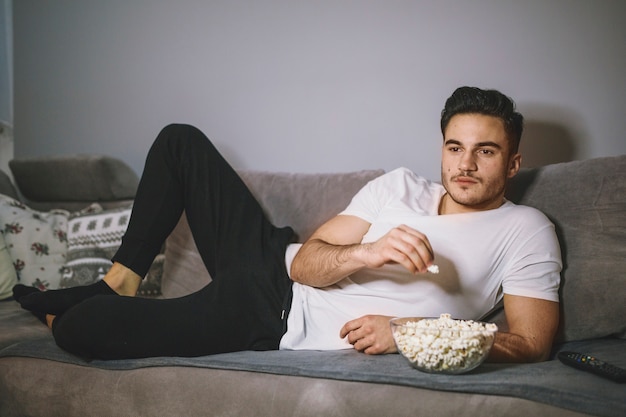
[390,314,498,374]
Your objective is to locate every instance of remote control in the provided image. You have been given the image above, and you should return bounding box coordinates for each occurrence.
[557,351,626,383]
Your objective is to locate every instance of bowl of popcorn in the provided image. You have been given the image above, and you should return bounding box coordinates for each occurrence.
[390,313,498,374]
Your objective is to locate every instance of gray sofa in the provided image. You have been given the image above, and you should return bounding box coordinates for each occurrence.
[0,153,624,417]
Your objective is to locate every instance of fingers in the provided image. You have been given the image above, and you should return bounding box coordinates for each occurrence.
[379,225,434,273]
[341,315,397,355]
[339,317,358,339]
[396,225,434,258]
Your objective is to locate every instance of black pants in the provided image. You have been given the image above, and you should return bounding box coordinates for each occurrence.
[52,124,296,360]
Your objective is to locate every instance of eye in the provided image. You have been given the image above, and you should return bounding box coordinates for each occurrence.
[478,148,495,155]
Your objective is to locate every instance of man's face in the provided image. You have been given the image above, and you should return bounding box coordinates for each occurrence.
[440,113,521,214]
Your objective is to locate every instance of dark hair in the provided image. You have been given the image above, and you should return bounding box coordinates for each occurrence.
[440,86,524,153]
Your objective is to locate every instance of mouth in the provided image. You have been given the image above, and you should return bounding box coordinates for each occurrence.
[452,176,479,186]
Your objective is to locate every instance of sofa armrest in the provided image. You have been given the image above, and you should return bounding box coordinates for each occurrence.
[0,169,18,200]
[9,155,139,211]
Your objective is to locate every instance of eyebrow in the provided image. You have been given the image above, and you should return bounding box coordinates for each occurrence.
[444,139,503,149]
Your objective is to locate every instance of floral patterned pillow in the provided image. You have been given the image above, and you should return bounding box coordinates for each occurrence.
[0,194,69,290]
[0,231,18,300]
[0,195,163,297]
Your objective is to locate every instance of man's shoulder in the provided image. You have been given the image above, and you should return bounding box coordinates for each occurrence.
[501,201,554,227]
[382,167,441,189]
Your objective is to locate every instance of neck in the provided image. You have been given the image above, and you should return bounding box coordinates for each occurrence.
[438,193,506,215]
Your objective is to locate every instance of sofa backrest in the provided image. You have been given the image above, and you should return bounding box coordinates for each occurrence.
[238,170,386,242]
[506,155,626,343]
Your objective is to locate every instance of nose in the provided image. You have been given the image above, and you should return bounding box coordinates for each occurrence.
[458,151,477,172]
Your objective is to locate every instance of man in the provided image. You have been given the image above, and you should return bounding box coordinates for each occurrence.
[285,87,561,362]
[14,86,561,362]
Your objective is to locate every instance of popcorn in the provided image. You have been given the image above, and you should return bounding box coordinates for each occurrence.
[427,264,439,274]
[391,313,497,373]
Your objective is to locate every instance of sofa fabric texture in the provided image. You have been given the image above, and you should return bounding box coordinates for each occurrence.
[506,156,626,342]
[0,154,624,417]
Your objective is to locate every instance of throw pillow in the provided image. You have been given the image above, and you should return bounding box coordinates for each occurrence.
[0,194,68,290]
[61,203,130,288]
[0,231,18,300]
[61,203,163,297]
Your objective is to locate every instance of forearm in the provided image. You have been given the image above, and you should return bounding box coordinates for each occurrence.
[487,331,551,363]
[488,296,559,363]
[290,216,433,287]
[290,239,368,287]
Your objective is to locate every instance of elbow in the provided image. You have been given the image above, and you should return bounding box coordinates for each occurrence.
[529,345,552,363]
[289,266,306,285]
[522,349,550,363]
[489,333,554,363]
[288,257,319,287]
[287,244,309,285]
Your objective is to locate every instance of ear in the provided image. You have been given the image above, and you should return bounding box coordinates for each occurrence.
[507,153,522,179]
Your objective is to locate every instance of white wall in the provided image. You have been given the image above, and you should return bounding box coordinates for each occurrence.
[12,0,626,179]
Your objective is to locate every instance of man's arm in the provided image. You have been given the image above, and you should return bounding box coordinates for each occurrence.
[290,215,435,288]
[487,294,559,362]
[340,295,559,361]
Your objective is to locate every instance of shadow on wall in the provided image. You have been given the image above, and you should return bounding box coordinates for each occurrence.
[519,120,578,168]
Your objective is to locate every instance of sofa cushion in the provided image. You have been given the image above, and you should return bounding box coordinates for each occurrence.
[0,232,18,300]
[507,155,626,342]
[9,155,139,211]
[1,330,624,417]
[161,169,385,298]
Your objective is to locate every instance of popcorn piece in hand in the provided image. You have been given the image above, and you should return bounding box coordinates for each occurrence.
[427,264,439,274]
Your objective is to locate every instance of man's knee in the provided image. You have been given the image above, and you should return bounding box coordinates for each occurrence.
[157,123,207,145]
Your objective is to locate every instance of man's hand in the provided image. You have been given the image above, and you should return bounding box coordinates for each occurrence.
[290,214,435,288]
[361,224,434,273]
[340,315,397,355]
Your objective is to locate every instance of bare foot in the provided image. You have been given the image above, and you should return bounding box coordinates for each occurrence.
[103,262,142,296]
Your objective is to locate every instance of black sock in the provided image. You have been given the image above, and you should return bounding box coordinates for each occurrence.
[17,280,117,316]
[12,284,41,302]
[12,285,52,325]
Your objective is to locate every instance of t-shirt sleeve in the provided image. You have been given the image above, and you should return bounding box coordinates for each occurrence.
[502,216,562,303]
[339,168,407,223]
[339,173,389,222]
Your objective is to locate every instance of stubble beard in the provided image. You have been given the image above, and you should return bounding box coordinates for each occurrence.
[441,172,506,211]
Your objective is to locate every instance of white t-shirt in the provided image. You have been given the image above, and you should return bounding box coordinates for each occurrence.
[279,168,561,351]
